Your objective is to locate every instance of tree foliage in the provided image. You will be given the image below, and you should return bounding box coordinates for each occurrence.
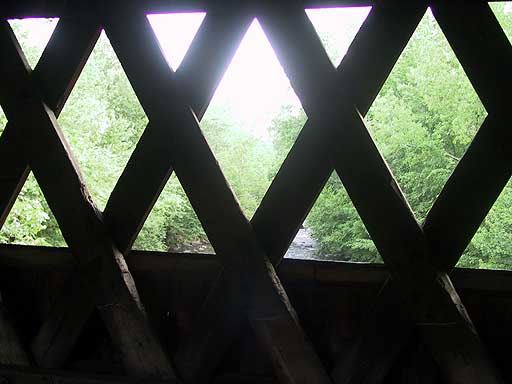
[1,7,511,269]
[304,8,512,267]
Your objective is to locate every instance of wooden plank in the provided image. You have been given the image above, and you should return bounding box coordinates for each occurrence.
[257,4,503,384]
[165,4,432,382]
[0,365,180,384]
[331,279,413,384]
[0,303,31,366]
[104,8,252,254]
[251,5,426,266]
[258,5,425,289]
[32,9,253,371]
[0,9,100,228]
[425,3,512,271]
[32,276,96,369]
[102,7,332,384]
[2,245,512,294]
[0,21,175,379]
[0,126,30,228]
[10,13,104,370]
[330,6,512,382]
[0,9,100,368]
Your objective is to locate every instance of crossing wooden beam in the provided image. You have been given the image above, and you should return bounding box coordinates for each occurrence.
[0,20,175,379]
[328,5,512,383]
[101,5,332,383]
[32,7,254,372]
[426,2,512,271]
[257,3,503,383]
[0,9,101,369]
[0,9,99,229]
[251,5,425,266]
[104,7,253,255]
[0,1,509,383]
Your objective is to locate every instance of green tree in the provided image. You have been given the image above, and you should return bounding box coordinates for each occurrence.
[269,8,512,268]
[3,9,511,268]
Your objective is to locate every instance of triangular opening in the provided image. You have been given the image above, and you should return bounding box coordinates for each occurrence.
[133,174,214,253]
[201,18,306,219]
[457,179,512,270]
[0,105,6,136]
[57,32,149,211]
[8,18,59,69]
[0,172,67,247]
[490,2,512,44]
[147,12,206,71]
[365,8,487,223]
[305,6,371,67]
[285,173,381,262]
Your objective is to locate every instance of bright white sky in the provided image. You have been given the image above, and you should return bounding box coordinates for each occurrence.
[8,8,371,138]
[4,4,512,137]
[148,8,371,138]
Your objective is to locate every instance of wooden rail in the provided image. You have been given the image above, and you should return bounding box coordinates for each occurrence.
[0,1,511,383]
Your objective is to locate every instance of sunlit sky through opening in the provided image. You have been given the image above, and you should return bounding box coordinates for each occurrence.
[11,8,372,138]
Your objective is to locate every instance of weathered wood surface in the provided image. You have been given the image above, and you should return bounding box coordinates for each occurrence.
[327,5,512,383]
[31,9,254,370]
[103,8,253,254]
[0,11,102,371]
[425,3,512,271]
[0,304,31,366]
[0,365,179,384]
[257,3,503,384]
[0,21,175,379]
[1,245,512,294]
[0,9,100,369]
[0,9,99,229]
[101,6,332,383]
[0,1,510,383]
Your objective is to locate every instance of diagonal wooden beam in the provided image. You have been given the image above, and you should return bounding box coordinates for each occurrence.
[104,8,253,254]
[101,6,332,384]
[257,3,503,383]
[251,7,426,382]
[0,10,100,229]
[0,301,31,366]
[331,5,512,383]
[250,5,425,266]
[0,9,102,369]
[31,9,254,370]
[426,2,512,271]
[0,21,175,379]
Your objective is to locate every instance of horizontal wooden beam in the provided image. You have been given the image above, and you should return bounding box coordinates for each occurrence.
[0,20,174,378]
[0,365,179,384]
[0,0,505,19]
[102,8,332,383]
[0,245,511,293]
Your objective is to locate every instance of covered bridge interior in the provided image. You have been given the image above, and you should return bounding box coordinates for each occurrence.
[0,0,511,383]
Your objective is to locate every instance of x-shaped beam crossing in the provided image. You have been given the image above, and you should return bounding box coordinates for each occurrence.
[0,2,510,384]
[0,10,177,380]
[254,3,510,384]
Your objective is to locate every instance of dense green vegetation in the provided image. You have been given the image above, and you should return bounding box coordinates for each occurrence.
[1,6,511,269]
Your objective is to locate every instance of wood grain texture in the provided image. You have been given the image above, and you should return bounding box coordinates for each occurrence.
[0,21,175,379]
[257,4,503,383]
[32,7,254,375]
[102,6,332,383]
[426,3,512,271]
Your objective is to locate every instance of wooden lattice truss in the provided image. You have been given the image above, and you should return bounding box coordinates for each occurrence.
[0,1,511,383]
